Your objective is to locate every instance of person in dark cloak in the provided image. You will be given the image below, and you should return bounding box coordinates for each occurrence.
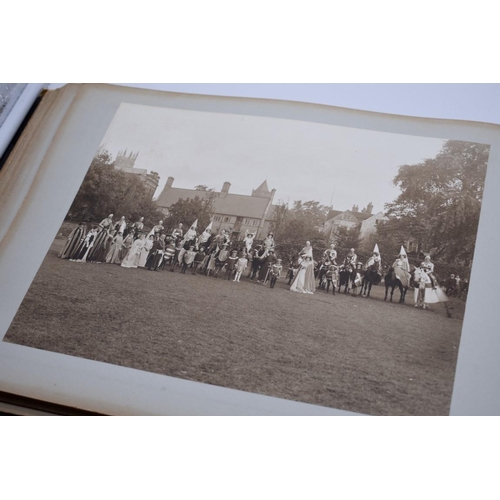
[86,214,114,262]
[72,227,98,262]
[250,245,265,281]
[59,222,86,259]
[146,234,166,271]
[258,249,277,283]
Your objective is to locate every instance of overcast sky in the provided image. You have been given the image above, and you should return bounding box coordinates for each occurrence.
[99,102,445,213]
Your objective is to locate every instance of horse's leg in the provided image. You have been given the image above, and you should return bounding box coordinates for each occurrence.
[390,285,395,302]
[384,285,388,301]
[367,281,372,298]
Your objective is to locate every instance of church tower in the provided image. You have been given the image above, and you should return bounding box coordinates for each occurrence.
[115,149,139,170]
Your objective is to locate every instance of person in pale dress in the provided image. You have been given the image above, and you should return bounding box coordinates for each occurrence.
[138,234,154,268]
[106,232,124,264]
[413,266,448,309]
[117,234,132,261]
[121,234,146,268]
[392,246,411,288]
[290,245,316,294]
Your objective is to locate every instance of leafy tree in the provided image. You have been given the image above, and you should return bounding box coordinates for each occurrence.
[270,199,329,245]
[194,185,215,192]
[269,200,289,240]
[66,150,164,226]
[165,196,214,232]
[383,140,489,265]
[289,200,330,229]
[333,226,362,250]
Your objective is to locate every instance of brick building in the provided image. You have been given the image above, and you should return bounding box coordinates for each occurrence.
[156,178,277,240]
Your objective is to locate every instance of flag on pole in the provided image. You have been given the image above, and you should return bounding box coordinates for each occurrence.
[182,219,198,244]
[198,221,212,244]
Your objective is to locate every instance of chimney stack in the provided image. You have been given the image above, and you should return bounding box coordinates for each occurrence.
[220,181,231,197]
[367,202,373,214]
[352,204,359,213]
[166,176,174,188]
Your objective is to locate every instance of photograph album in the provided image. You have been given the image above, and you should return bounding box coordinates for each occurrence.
[0,84,499,415]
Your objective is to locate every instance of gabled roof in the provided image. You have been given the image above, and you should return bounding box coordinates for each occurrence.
[214,194,270,219]
[351,211,373,221]
[326,209,343,220]
[325,209,375,223]
[156,187,214,207]
[253,180,270,193]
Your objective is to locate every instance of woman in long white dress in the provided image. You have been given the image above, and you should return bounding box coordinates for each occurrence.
[138,234,154,268]
[299,241,312,258]
[413,266,448,309]
[106,232,124,264]
[121,234,145,268]
[290,246,316,294]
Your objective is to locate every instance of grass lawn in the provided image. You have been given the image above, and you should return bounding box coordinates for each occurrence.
[4,239,465,415]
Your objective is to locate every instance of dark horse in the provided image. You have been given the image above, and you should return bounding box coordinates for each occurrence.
[339,264,359,295]
[360,267,382,297]
[383,266,409,303]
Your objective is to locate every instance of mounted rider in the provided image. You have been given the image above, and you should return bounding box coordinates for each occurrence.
[323,243,338,265]
[365,243,382,274]
[262,232,275,257]
[420,254,436,287]
[392,245,411,288]
[343,248,357,271]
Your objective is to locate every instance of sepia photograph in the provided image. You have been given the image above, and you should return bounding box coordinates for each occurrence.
[2,101,490,415]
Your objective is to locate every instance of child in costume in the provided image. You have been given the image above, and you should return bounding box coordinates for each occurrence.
[192,248,206,275]
[325,264,339,294]
[234,253,248,282]
[213,244,229,278]
[160,238,176,270]
[225,249,239,280]
[181,246,197,274]
[170,237,183,272]
[269,259,283,289]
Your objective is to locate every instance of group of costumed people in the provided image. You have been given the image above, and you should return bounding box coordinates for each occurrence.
[59,214,451,307]
[58,216,283,285]
[338,242,449,308]
[58,215,314,291]
[58,215,183,269]
[287,241,449,308]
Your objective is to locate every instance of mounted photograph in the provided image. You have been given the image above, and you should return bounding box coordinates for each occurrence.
[2,99,491,415]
